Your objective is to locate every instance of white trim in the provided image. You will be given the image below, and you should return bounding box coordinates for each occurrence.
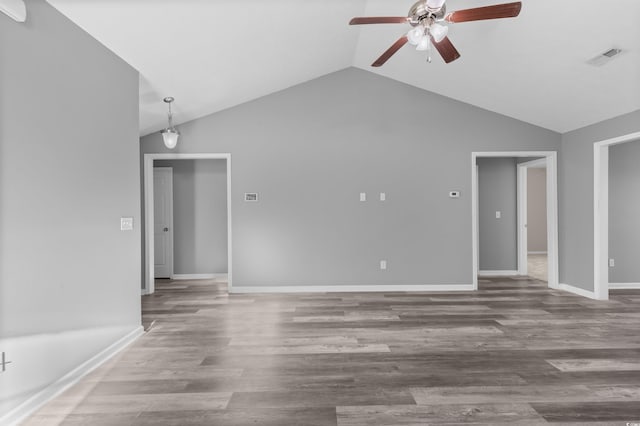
[558,283,598,300]
[517,163,528,276]
[478,270,519,277]
[0,326,143,426]
[593,131,640,301]
[472,151,559,290]
[230,284,474,294]
[528,251,548,255]
[171,273,228,280]
[143,153,233,295]
[609,283,640,289]
[472,164,479,290]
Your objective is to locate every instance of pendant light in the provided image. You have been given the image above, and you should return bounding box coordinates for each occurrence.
[160,97,179,149]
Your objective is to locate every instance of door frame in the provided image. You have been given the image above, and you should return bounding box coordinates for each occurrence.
[517,158,548,276]
[143,153,232,294]
[153,167,174,279]
[593,131,640,300]
[471,151,558,290]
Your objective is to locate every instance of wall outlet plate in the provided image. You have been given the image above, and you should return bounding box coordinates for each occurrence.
[120,217,134,231]
[244,193,258,202]
[449,191,460,198]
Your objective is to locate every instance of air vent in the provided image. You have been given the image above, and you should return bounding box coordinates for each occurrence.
[587,48,623,66]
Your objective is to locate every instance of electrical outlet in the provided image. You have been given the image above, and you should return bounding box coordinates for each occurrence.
[120,217,133,231]
[380,260,387,270]
[609,258,615,267]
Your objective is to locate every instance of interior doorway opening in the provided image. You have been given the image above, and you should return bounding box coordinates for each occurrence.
[472,151,559,290]
[143,153,232,295]
[517,158,548,281]
[594,132,640,300]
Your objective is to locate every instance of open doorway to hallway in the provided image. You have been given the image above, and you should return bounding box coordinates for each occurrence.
[518,158,548,282]
[472,151,558,290]
[143,153,232,295]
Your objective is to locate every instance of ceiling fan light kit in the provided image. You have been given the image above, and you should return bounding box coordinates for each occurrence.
[349,0,522,66]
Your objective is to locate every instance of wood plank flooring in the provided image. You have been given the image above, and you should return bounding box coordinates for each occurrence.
[24,278,640,425]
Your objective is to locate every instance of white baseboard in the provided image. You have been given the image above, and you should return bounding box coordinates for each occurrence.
[609,282,640,289]
[0,326,143,426]
[230,284,474,294]
[528,251,548,255]
[171,273,227,280]
[558,283,598,300]
[478,270,519,277]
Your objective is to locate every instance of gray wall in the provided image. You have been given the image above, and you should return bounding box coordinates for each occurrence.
[477,158,518,271]
[609,140,640,283]
[0,0,140,416]
[527,168,547,253]
[155,160,228,274]
[141,68,560,288]
[560,109,640,291]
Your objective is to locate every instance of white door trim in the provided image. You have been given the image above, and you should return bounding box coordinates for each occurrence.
[143,153,232,294]
[153,167,174,279]
[516,158,548,276]
[593,131,640,301]
[471,151,559,290]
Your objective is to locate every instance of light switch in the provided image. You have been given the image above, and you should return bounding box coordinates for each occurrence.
[495,211,501,219]
[360,192,366,202]
[380,192,386,201]
[449,191,460,198]
[380,260,387,270]
[120,217,134,231]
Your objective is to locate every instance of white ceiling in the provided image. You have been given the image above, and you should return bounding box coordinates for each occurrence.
[47,0,640,135]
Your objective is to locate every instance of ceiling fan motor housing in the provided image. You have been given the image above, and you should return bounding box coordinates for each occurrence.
[408,0,446,26]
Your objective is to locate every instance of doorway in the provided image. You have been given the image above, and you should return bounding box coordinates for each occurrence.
[471,151,559,290]
[517,158,548,281]
[143,153,232,294]
[153,167,174,279]
[594,132,640,300]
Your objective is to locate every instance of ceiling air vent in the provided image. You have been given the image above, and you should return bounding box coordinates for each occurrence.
[587,48,623,66]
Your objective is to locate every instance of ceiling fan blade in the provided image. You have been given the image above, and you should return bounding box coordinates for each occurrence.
[431,36,461,63]
[372,35,408,67]
[445,2,522,23]
[349,17,408,25]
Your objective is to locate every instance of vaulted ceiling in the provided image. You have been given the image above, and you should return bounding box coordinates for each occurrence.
[47,0,640,135]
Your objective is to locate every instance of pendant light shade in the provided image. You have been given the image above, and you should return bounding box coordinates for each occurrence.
[161,128,179,149]
[160,97,179,149]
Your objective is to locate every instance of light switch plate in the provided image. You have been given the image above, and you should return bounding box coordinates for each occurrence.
[120,217,134,231]
[380,260,387,270]
[380,192,386,201]
[360,192,366,202]
[495,211,501,219]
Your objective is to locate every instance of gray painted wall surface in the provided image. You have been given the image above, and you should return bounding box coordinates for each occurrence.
[0,0,140,336]
[141,68,560,288]
[155,160,228,274]
[609,141,640,283]
[527,168,547,253]
[477,158,518,271]
[560,109,640,291]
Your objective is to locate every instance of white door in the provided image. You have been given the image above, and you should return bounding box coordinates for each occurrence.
[154,167,173,278]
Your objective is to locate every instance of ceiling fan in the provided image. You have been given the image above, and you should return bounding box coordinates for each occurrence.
[349,0,522,66]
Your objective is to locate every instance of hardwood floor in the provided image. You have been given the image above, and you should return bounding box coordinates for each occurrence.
[24,278,640,425]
